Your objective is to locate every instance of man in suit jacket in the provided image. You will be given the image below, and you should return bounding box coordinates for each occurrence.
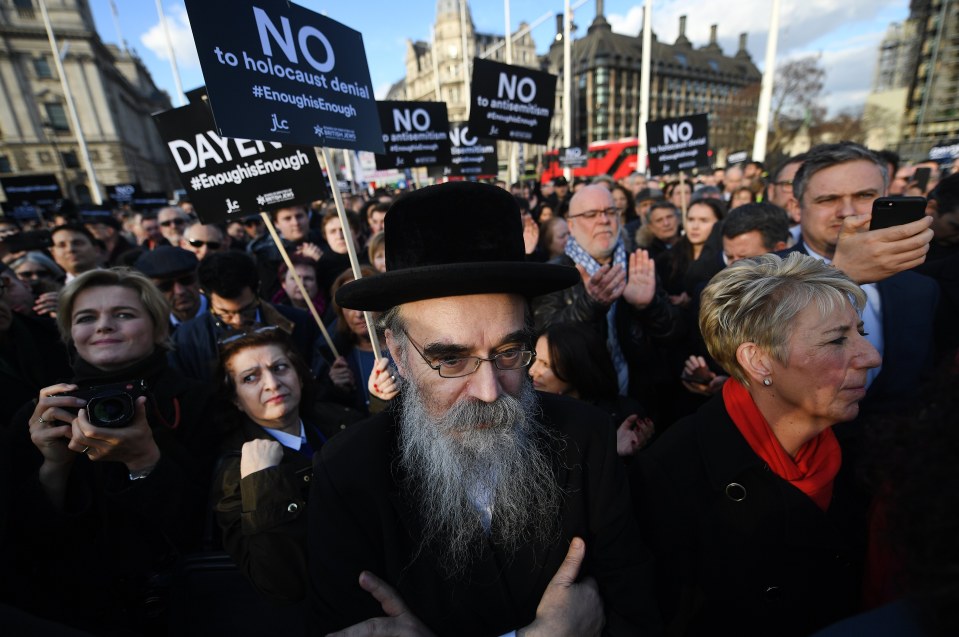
[780,142,938,412]
[309,182,661,636]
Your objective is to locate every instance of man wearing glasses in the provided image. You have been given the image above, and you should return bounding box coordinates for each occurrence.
[533,185,682,424]
[169,250,323,383]
[309,182,659,636]
[134,246,205,327]
[157,206,191,246]
[180,222,227,261]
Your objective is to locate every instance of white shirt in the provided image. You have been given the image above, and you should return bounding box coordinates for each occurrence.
[263,420,306,451]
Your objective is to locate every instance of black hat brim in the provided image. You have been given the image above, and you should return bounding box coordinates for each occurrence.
[335,261,579,311]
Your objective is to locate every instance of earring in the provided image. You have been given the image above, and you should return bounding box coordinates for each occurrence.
[762,378,772,387]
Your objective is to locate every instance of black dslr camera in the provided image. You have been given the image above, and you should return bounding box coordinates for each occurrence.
[65,380,149,428]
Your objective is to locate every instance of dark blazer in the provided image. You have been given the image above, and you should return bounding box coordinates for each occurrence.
[213,416,323,603]
[780,241,939,413]
[631,394,868,637]
[308,392,662,636]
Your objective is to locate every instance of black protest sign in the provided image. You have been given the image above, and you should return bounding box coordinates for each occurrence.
[131,192,170,210]
[468,58,556,145]
[559,147,587,168]
[184,0,384,153]
[374,101,451,170]
[428,123,498,178]
[153,101,327,224]
[0,174,62,206]
[645,113,710,175]
[106,183,140,205]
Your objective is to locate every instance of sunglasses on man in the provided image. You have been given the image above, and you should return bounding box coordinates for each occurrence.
[186,238,221,250]
[155,273,198,292]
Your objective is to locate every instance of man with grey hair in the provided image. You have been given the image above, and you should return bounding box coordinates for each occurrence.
[156,206,190,246]
[308,182,659,636]
[783,141,938,411]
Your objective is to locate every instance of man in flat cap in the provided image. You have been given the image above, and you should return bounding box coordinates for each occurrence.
[309,182,659,636]
[134,246,205,328]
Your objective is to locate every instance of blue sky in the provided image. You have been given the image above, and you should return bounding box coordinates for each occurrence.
[90,0,909,117]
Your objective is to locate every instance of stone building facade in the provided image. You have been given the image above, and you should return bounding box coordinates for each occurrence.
[0,0,178,205]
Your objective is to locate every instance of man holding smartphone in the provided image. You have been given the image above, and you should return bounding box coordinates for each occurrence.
[782,142,938,413]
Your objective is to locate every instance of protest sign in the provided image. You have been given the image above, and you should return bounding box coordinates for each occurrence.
[184,0,384,153]
[374,101,451,170]
[0,174,62,207]
[153,101,327,224]
[559,147,588,168]
[645,113,710,175]
[468,58,556,145]
[725,150,748,165]
[131,192,170,210]
[428,123,498,178]
[106,183,139,206]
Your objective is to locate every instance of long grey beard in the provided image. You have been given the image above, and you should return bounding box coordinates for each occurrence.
[397,375,561,577]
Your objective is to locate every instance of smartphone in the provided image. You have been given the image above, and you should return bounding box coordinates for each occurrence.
[913,167,932,193]
[869,197,926,231]
[680,370,713,386]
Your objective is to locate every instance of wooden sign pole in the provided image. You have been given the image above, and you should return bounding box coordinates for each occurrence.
[259,211,339,358]
[318,146,384,363]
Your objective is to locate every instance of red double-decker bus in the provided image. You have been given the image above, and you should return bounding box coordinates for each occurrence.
[540,138,640,183]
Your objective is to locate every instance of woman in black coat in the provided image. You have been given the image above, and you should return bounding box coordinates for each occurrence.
[211,328,376,603]
[8,267,217,634]
[631,253,882,636]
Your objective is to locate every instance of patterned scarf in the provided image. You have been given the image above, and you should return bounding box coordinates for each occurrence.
[565,235,629,394]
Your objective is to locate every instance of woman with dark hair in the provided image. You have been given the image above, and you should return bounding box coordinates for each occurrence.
[319,266,397,415]
[655,197,726,302]
[528,321,654,457]
[212,328,347,603]
[9,267,217,633]
[611,183,636,224]
[730,186,757,210]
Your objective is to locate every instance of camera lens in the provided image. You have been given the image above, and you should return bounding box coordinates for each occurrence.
[88,393,134,427]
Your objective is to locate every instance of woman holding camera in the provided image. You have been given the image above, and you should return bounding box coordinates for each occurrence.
[9,268,216,633]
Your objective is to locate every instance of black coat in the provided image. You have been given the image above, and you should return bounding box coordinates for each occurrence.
[531,254,686,421]
[631,395,868,637]
[5,351,218,632]
[308,392,662,636]
[213,416,323,603]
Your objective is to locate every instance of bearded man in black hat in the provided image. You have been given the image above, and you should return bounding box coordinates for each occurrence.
[308,182,660,636]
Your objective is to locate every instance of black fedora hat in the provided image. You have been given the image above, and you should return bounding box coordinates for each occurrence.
[335,182,578,311]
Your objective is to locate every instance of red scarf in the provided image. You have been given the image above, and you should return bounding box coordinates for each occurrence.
[722,378,842,511]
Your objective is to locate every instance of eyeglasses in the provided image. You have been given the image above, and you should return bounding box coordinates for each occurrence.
[567,207,618,221]
[403,329,534,378]
[159,218,186,227]
[154,273,198,292]
[186,238,222,250]
[217,324,280,346]
[212,297,261,328]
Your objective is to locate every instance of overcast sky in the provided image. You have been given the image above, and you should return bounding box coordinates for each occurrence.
[92,0,910,118]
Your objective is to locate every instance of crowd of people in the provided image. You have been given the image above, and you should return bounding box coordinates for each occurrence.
[0,141,957,636]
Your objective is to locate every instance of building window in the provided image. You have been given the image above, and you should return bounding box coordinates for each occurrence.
[45,103,69,131]
[14,0,34,19]
[62,151,80,168]
[34,56,52,78]
[0,156,11,173]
